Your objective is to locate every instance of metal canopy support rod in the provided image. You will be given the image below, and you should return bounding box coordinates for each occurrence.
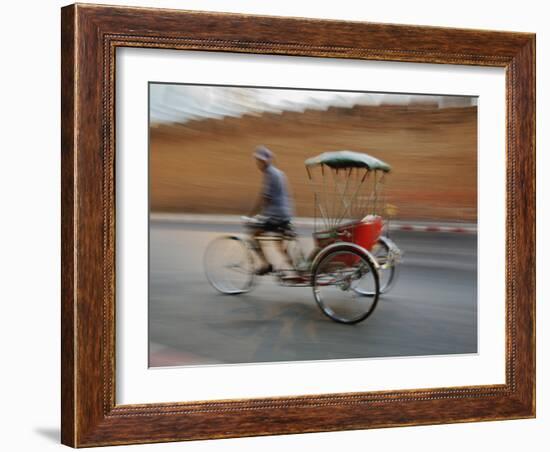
[336,168,369,226]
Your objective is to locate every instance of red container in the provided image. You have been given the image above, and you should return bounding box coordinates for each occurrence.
[314,216,383,252]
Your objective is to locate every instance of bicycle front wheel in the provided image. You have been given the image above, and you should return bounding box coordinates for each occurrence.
[204,236,255,295]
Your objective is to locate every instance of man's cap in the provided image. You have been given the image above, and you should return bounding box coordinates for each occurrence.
[253,145,273,162]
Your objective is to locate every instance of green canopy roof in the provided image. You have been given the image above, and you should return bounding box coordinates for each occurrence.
[305,150,391,172]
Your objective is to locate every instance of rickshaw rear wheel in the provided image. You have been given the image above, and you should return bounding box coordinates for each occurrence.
[353,237,398,296]
[204,236,255,295]
[312,246,380,324]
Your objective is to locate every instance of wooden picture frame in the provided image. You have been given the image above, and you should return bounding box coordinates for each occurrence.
[61,3,535,447]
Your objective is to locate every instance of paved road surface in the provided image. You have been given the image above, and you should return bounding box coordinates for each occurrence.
[149,221,477,367]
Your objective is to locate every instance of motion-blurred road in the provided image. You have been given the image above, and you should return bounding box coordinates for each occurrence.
[149,221,477,367]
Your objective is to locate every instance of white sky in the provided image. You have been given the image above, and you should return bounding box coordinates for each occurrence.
[150,84,476,124]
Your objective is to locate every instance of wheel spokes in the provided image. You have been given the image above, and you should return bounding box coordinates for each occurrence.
[204,237,254,294]
[313,250,379,323]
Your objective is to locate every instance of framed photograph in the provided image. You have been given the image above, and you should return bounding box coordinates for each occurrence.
[61,3,535,447]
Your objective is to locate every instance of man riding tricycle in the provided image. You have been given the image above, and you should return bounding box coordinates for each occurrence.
[204,147,402,324]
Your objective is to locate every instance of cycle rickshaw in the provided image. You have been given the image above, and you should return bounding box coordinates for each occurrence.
[204,150,402,324]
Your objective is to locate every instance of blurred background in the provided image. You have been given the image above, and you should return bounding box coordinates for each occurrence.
[148,84,478,367]
[149,84,477,222]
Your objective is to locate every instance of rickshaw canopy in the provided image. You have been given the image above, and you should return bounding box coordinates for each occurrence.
[305,150,391,172]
